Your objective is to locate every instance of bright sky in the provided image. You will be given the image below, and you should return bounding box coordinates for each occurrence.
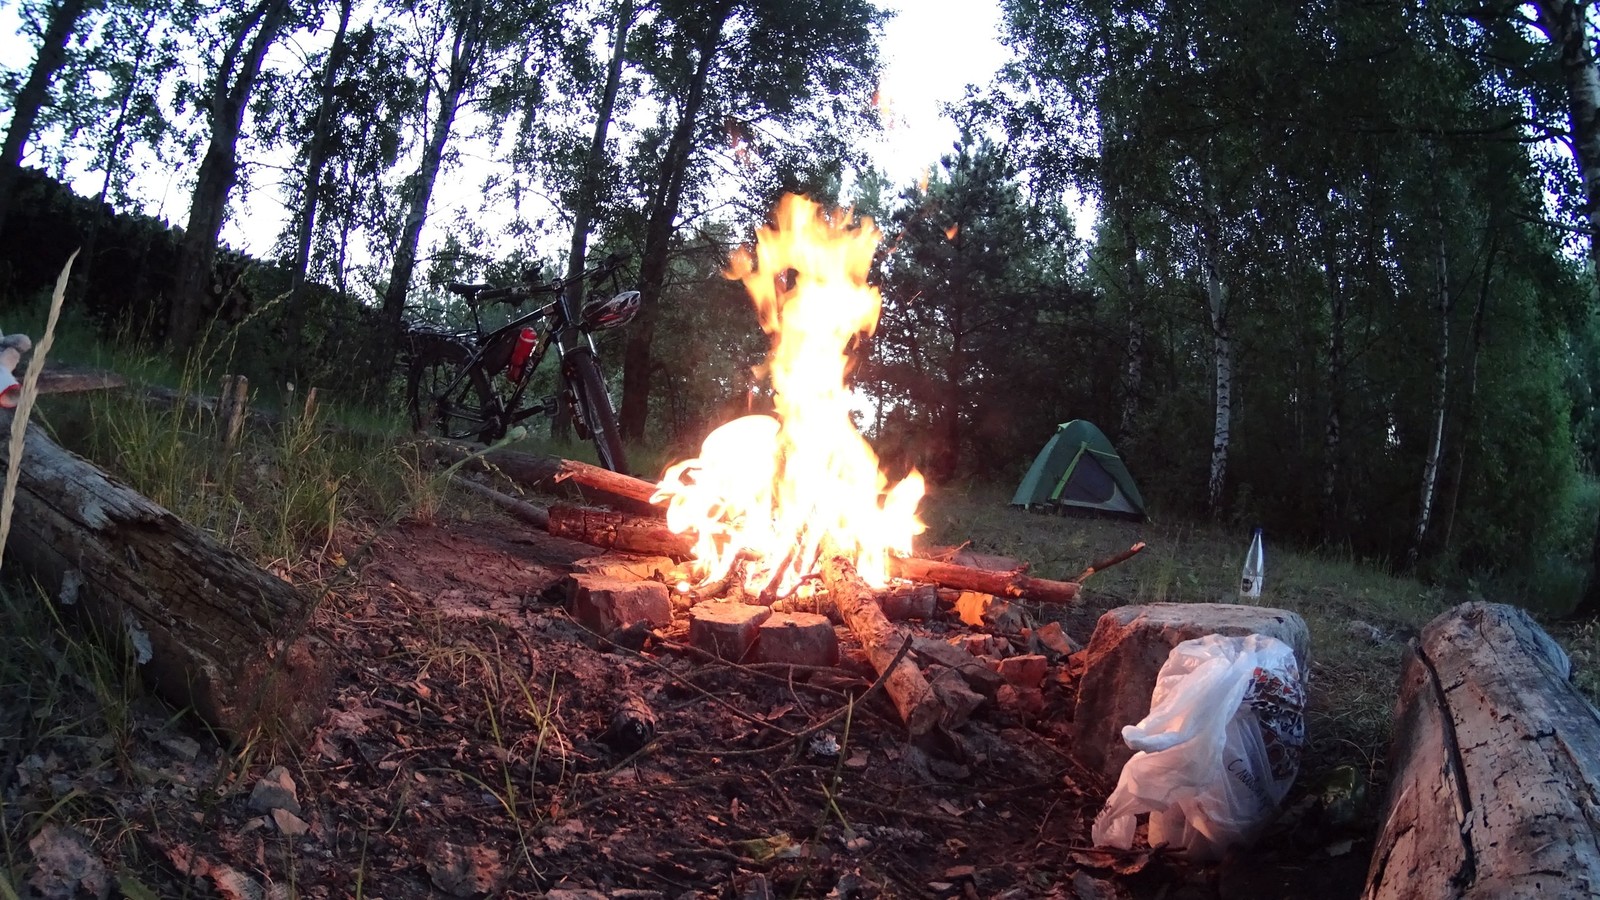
[872,0,1012,187]
[0,1,1016,258]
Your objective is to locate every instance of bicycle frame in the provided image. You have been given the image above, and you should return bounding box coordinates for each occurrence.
[411,288,607,434]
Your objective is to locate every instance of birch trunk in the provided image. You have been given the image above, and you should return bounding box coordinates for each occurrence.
[562,0,633,317]
[0,0,91,241]
[1118,213,1146,437]
[76,3,160,303]
[285,0,354,357]
[1205,241,1231,514]
[380,0,484,366]
[167,0,291,351]
[1532,2,1600,617]
[1409,229,1451,567]
[619,3,731,440]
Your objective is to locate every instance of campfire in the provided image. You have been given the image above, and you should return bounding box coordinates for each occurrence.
[650,195,924,599]
[523,195,1130,737]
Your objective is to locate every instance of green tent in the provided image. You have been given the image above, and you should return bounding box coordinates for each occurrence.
[1011,420,1147,520]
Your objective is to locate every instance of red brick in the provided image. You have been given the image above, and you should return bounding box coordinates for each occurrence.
[567,574,671,635]
[753,612,838,666]
[688,601,771,661]
[997,654,1049,689]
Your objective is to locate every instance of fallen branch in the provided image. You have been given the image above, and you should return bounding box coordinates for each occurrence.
[819,555,940,736]
[449,474,549,528]
[1073,541,1147,583]
[890,556,1081,604]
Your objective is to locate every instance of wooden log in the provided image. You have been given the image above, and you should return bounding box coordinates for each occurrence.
[890,556,1080,604]
[555,458,661,509]
[543,502,1082,602]
[425,442,658,514]
[1363,601,1600,899]
[35,367,126,395]
[0,413,330,743]
[547,504,689,558]
[819,555,940,736]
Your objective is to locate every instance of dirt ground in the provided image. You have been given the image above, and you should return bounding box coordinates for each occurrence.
[6,513,1376,899]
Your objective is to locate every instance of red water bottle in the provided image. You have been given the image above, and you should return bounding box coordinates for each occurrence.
[507,327,537,380]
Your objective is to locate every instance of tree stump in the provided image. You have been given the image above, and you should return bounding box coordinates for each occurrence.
[1363,602,1600,899]
[0,414,329,743]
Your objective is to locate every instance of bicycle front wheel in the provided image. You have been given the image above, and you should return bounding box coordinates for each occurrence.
[407,340,499,441]
[564,348,628,474]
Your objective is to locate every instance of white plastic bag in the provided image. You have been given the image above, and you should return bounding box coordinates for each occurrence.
[1091,633,1305,860]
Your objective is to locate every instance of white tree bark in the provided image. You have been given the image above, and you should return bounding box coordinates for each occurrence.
[1410,229,1450,565]
[1206,241,1231,513]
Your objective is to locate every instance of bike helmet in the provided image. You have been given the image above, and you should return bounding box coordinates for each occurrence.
[581,290,641,330]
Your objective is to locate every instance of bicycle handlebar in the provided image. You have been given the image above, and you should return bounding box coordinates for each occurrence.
[445,251,633,308]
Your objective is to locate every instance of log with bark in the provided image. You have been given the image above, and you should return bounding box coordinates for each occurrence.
[0,413,330,743]
[543,502,1082,603]
[34,366,126,395]
[424,442,657,514]
[819,555,940,736]
[1363,602,1600,899]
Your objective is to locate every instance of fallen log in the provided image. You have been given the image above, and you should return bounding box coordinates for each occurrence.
[543,502,1082,603]
[35,366,126,395]
[0,412,330,743]
[1363,602,1600,899]
[819,555,939,736]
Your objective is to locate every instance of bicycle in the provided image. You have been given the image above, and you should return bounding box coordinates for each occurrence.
[404,251,639,474]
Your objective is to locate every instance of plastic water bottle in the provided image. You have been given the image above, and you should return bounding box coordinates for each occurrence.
[1240,528,1264,599]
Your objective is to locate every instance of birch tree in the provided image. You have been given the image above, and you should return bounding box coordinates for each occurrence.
[0,0,97,240]
[167,0,294,351]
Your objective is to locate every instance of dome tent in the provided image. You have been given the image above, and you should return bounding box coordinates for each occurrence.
[1010,420,1146,521]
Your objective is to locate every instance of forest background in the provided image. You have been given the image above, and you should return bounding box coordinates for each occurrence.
[2,0,1600,613]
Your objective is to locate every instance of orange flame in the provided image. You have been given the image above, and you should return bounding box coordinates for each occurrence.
[652,196,925,598]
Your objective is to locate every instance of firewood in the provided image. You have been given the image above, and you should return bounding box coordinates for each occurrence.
[819,555,940,736]
[0,413,329,743]
[542,502,1083,603]
[546,504,690,558]
[554,458,660,508]
[889,556,1081,604]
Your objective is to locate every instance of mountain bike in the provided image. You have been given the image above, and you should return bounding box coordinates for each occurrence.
[404,251,639,474]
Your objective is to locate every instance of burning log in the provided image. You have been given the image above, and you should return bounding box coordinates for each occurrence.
[819,555,940,736]
[546,504,690,558]
[542,502,1083,603]
[0,414,328,742]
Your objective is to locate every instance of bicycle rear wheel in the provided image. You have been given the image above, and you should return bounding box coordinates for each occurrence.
[563,348,628,474]
[407,340,499,441]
